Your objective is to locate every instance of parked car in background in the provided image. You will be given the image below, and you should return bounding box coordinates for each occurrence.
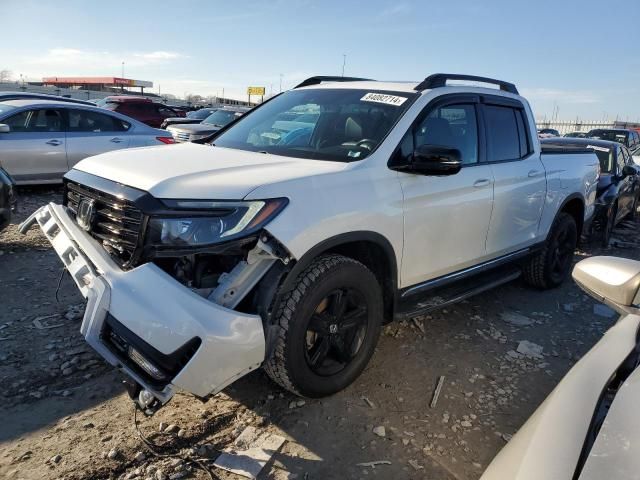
[0,99,175,184]
[564,131,587,138]
[542,137,639,246]
[167,106,249,142]
[587,128,640,155]
[160,107,219,129]
[538,128,560,138]
[0,92,95,106]
[98,96,186,128]
[482,255,640,480]
[21,73,599,412]
[0,166,16,232]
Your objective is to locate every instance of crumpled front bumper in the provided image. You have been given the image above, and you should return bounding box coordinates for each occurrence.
[20,203,266,405]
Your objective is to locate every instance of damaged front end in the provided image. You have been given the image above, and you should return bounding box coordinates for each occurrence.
[20,170,292,413]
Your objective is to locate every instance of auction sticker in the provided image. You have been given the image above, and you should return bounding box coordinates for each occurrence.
[587,145,610,152]
[361,92,407,106]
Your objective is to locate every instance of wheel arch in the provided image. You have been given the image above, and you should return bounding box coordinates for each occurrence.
[277,231,399,322]
[556,193,586,237]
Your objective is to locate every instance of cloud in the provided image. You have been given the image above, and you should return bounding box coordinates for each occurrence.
[25,48,186,73]
[133,51,184,60]
[520,87,600,104]
[379,3,411,17]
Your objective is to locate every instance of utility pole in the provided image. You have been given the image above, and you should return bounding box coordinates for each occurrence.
[342,54,346,77]
[121,61,125,92]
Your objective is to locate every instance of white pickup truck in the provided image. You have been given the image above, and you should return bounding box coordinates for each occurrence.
[21,74,600,412]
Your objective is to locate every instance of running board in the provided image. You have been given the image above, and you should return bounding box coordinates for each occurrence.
[395,267,521,320]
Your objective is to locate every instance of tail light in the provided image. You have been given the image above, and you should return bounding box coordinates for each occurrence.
[156,136,176,144]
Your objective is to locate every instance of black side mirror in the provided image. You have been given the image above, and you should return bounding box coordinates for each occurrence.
[622,165,636,178]
[410,145,462,176]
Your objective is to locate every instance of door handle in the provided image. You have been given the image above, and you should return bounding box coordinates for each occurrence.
[46,139,62,146]
[110,137,123,143]
[528,169,543,178]
[473,178,491,188]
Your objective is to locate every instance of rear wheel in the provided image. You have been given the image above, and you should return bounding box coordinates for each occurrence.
[264,254,383,397]
[523,212,577,289]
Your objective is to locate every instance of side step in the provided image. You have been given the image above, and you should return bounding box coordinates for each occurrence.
[395,266,521,320]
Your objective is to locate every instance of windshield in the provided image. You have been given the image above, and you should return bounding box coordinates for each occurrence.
[0,104,17,116]
[213,88,417,162]
[203,109,242,127]
[588,130,628,145]
[585,145,614,173]
[188,109,214,119]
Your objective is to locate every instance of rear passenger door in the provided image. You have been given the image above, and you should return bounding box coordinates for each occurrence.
[482,97,546,256]
[397,95,495,285]
[0,108,67,183]
[64,109,132,168]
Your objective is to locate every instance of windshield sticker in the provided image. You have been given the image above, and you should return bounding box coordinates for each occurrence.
[587,145,610,152]
[361,92,408,106]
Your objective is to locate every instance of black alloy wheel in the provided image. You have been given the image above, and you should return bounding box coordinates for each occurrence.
[304,288,368,376]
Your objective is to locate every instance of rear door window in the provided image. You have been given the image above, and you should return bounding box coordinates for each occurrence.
[67,109,130,132]
[484,105,521,161]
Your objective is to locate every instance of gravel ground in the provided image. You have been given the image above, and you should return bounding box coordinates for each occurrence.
[1,187,638,480]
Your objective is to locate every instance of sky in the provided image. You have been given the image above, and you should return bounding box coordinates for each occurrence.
[2,0,640,121]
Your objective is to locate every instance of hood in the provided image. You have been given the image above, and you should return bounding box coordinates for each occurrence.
[73,143,349,199]
[168,123,220,134]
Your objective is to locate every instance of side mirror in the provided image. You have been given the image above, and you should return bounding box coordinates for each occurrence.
[411,145,462,176]
[621,164,636,178]
[0,124,10,133]
[573,256,640,312]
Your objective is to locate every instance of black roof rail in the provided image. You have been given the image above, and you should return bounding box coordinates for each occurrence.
[415,73,518,94]
[294,76,373,89]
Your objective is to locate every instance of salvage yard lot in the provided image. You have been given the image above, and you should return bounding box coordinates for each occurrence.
[1,188,637,480]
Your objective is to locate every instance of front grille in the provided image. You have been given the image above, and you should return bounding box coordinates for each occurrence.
[172,130,191,142]
[65,181,144,266]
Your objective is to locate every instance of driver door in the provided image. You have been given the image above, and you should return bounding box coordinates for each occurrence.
[396,96,494,287]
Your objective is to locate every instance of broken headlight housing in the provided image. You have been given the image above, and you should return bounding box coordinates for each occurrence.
[147,198,288,247]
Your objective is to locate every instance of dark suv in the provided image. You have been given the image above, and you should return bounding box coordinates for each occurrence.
[587,128,640,155]
[100,96,185,128]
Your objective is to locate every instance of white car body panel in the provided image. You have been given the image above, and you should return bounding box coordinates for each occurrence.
[480,313,640,480]
[579,362,640,480]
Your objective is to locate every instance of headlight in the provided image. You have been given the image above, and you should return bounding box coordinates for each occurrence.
[147,198,288,247]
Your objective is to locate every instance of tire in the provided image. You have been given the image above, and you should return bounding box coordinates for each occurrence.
[264,254,383,397]
[523,212,578,289]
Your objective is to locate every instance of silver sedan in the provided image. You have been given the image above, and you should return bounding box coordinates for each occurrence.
[0,99,175,185]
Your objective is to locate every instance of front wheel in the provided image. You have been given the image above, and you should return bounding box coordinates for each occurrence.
[264,254,383,397]
[523,212,578,289]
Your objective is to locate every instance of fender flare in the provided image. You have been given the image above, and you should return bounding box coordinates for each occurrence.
[549,192,586,239]
[279,231,399,294]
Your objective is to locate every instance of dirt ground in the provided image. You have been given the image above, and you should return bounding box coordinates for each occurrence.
[1,187,638,480]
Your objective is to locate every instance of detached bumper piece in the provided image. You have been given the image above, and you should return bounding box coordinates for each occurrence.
[20,203,266,408]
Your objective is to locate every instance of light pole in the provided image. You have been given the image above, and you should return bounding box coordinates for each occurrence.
[279,74,283,92]
[121,61,125,78]
[342,54,346,77]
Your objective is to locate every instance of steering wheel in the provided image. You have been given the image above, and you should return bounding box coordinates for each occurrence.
[355,139,377,151]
